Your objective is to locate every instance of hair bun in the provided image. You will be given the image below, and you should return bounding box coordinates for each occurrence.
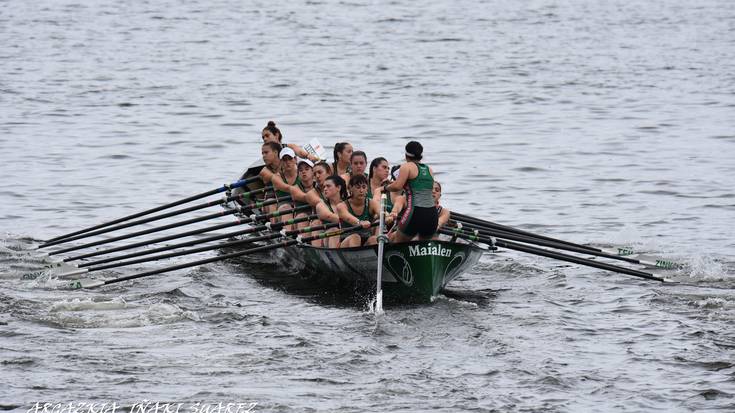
[267,120,276,127]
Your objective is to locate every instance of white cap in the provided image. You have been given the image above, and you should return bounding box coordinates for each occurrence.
[279,147,296,159]
[297,157,314,167]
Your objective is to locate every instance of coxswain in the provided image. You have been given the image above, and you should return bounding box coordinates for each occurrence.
[261,121,319,161]
[331,142,353,177]
[336,174,383,248]
[384,141,438,242]
[315,175,348,248]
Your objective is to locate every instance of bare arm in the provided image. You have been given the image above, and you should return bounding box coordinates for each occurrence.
[287,143,320,162]
[316,202,340,223]
[270,173,292,193]
[305,188,322,207]
[289,185,308,203]
[259,167,275,184]
[438,206,450,229]
[336,203,356,225]
[385,163,413,192]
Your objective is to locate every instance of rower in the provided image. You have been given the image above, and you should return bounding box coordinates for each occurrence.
[262,121,319,161]
[331,142,353,177]
[315,175,348,248]
[288,158,317,232]
[368,157,405,224]
[432,181,450,230]
[304,161,332,208]
[336,174,383,248]
[341,150,366,179]
[384,141,438,242]
[270,147,300,222]
[258,142,282,216]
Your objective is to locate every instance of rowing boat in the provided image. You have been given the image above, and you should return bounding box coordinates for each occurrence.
[226,160,485,303]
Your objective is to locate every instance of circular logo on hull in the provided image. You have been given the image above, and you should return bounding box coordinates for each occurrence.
[385,251,414,286]
[443,252,466,281]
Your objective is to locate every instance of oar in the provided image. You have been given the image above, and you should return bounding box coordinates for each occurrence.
[446,221,681,271]
[20,205,312,280]
[58,214,321,278]
[450,212,683,270]
[441,229,671,283]
[69,223,374,289]
[374,194,387,315]
[38,186,273,248]
[43,176,262,245]
[45,197,292,256]
[68,208,313,268]
[62,202,307,263]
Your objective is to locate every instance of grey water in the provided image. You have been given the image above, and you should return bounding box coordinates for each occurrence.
[2,0,735,411]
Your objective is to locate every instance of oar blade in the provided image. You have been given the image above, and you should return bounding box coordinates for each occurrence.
[68,278,106,290]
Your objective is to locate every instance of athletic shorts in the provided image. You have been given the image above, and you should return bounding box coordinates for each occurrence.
[340,227,373,245]
[398,206,438,238]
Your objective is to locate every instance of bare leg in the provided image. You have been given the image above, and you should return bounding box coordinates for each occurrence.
[340,234,361,248]
[390,230,414,243]
[278,204,294,229]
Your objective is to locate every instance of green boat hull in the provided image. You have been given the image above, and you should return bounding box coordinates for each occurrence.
[286,240,484,303]
[231,162,485,303]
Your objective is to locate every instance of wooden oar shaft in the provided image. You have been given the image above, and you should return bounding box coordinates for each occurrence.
[64,203,309,262]
[39,186,272,248]
[49,197,290,256]
[44,176,261,244]
[441,229,666,282]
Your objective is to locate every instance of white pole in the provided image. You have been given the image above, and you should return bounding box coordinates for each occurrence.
[375,193,387,315]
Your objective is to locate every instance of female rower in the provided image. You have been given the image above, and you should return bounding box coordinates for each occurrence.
[262,121,318,161]
[341,150,368,183]
[258,141,282,216]
[384,141,438,242]
[331,142,353,177]
[304,161,332,208]
[336,174,383,248]
[368,157,405,223]
[315,175,348,248]
[270,147,300,222]
[287,158,317,232]
[432,181,450,230]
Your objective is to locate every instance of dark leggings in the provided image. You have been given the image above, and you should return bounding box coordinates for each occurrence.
[398,206,438,238]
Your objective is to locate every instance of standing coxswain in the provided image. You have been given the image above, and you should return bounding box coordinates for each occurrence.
[384,141,438,242]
